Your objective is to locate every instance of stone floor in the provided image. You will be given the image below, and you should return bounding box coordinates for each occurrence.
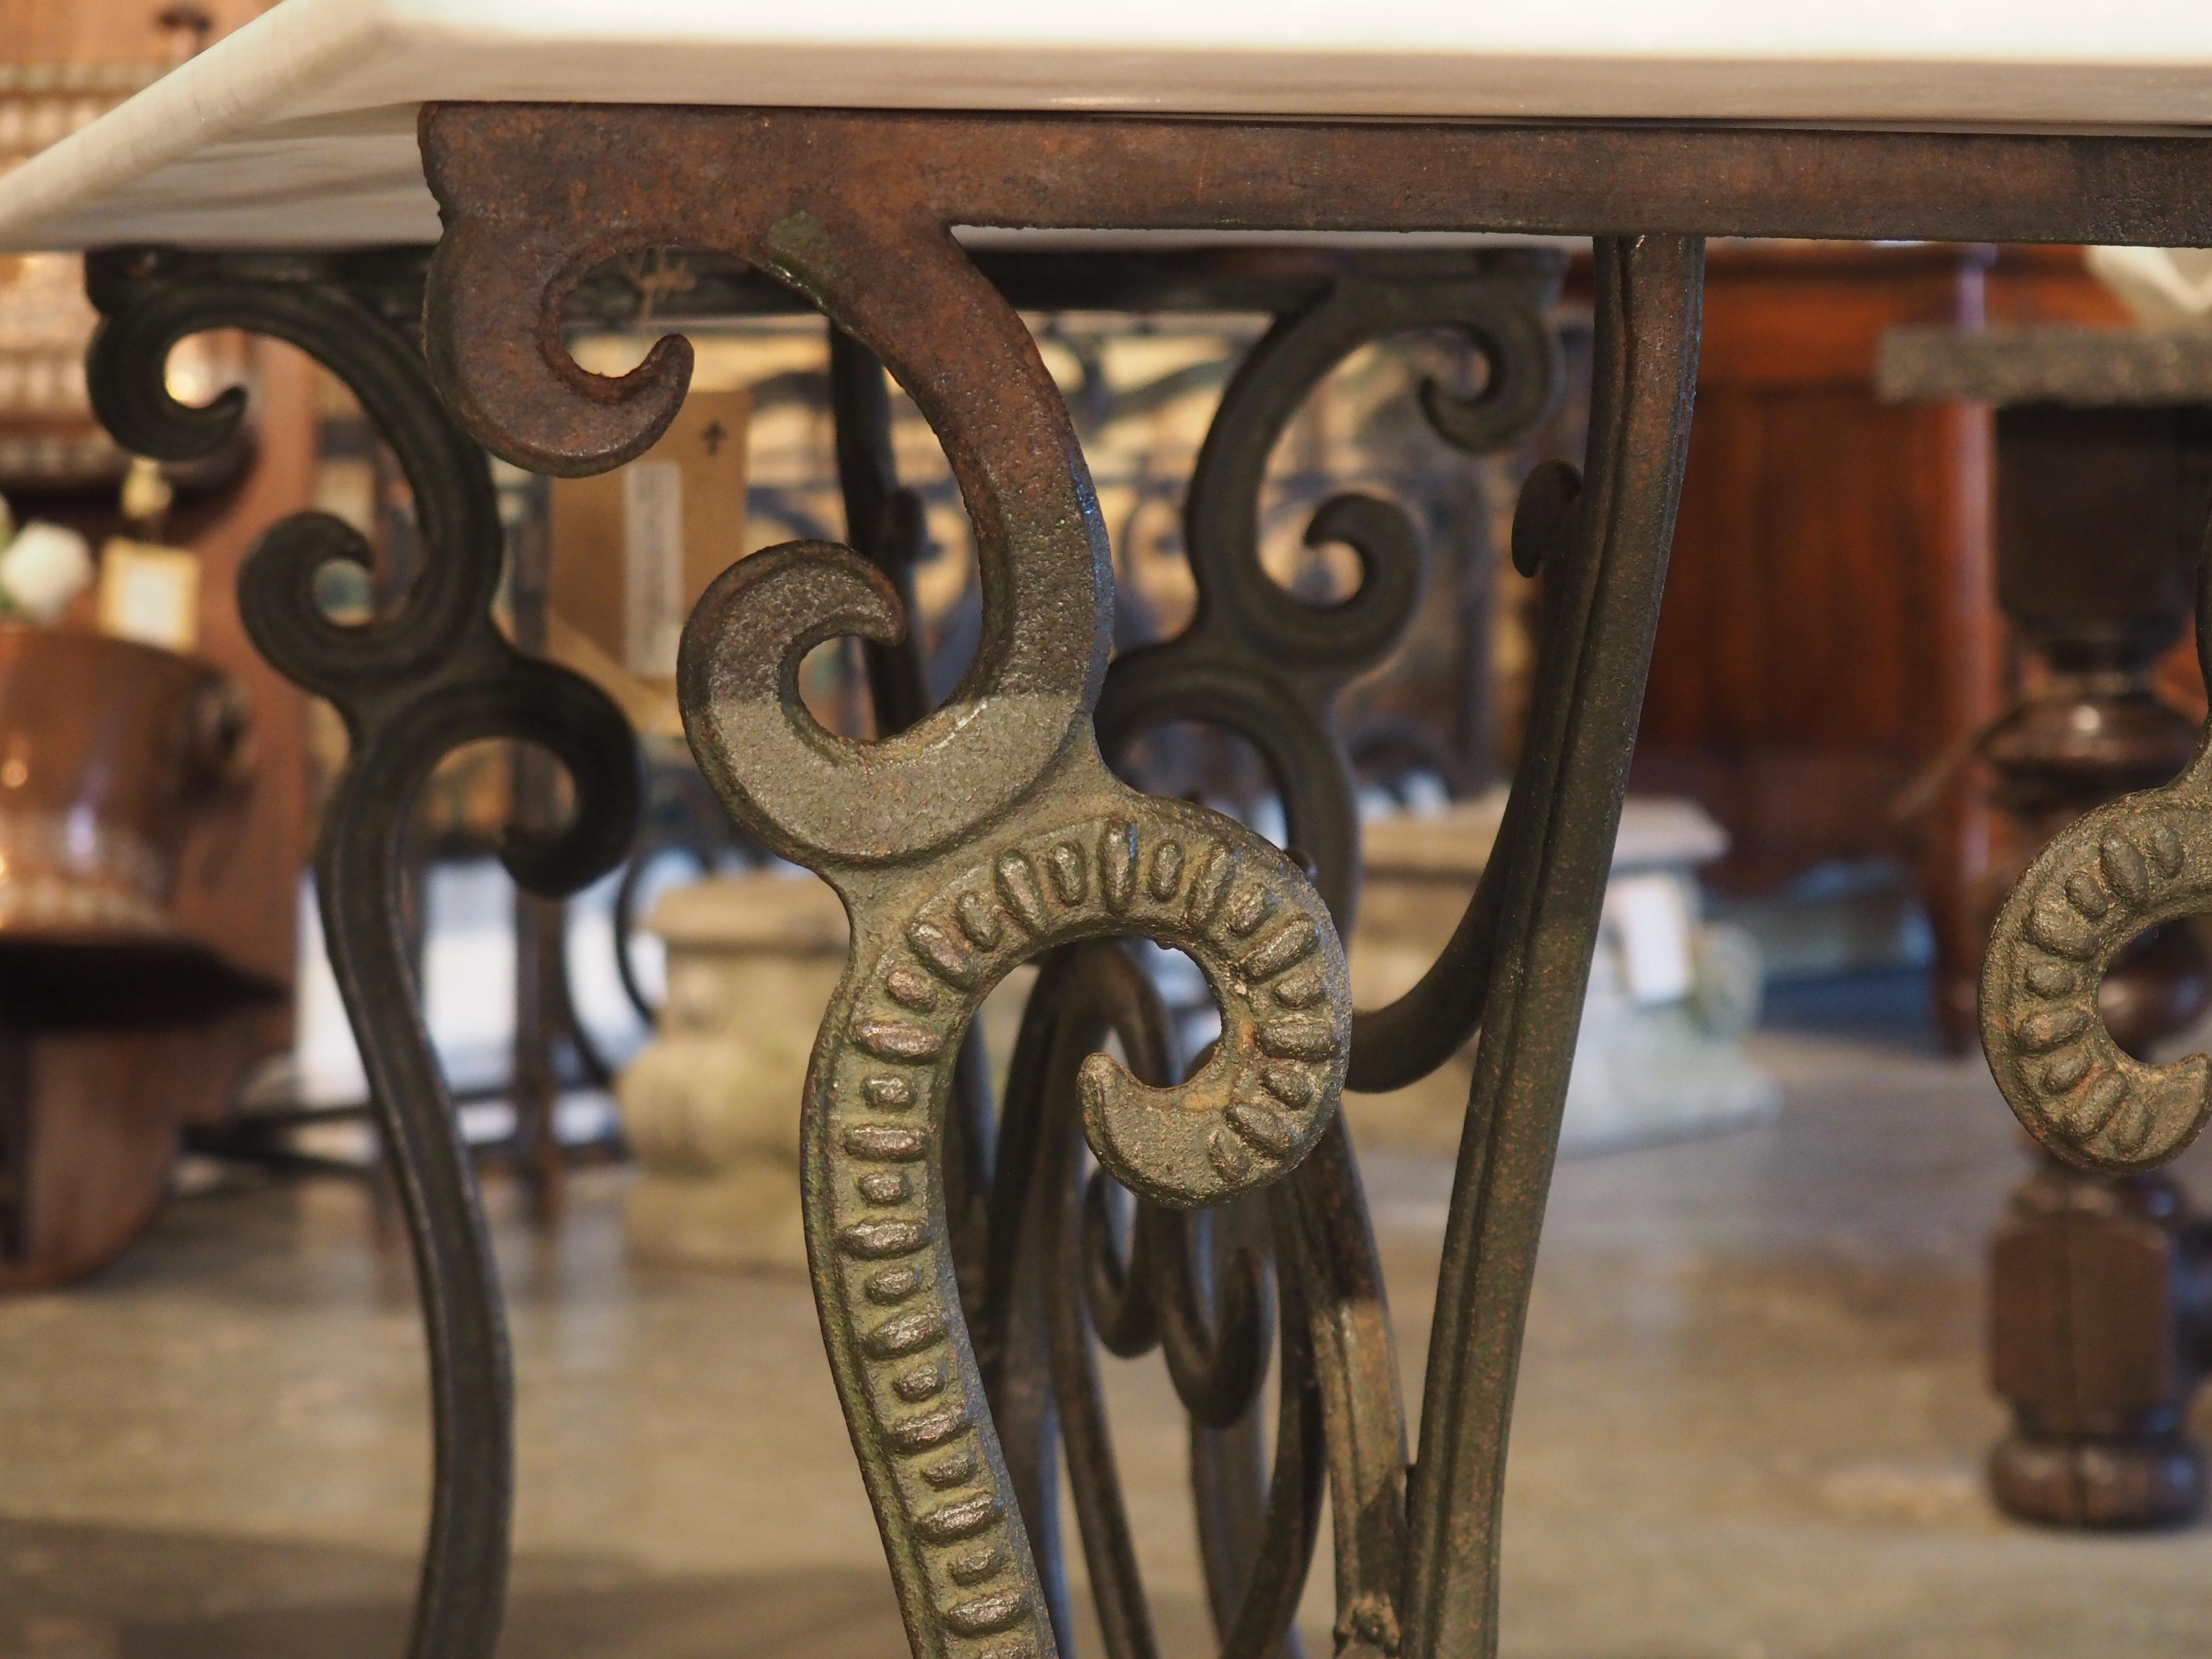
[6,977,2212,1657]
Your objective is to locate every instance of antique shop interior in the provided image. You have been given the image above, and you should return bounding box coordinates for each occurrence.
[5,3,2212,1657]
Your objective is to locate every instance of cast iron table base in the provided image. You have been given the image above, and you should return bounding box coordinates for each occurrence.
[74,105,2212,1659]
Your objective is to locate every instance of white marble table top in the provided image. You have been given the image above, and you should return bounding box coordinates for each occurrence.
[3,0,2212,252]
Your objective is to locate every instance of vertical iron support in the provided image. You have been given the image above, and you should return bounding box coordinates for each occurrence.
[1399,234,1705,1659]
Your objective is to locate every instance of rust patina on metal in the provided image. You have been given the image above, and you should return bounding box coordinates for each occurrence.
[412,103,1709,1659]
[415,109,2212,484]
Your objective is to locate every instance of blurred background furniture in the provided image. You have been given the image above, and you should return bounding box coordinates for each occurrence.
[0,2,312,1286]
[1350,791,1774,1154]
[1638,242,2144,1046]
[1884,322,2212,1527]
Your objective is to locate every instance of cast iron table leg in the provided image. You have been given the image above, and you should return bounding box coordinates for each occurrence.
[84,248,638,1659]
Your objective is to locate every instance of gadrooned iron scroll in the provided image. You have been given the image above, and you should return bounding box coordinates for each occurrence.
[421,106,1355,1659]
[1984,576,2212,1176]
[419,102,1706,1659]
[86,248,639,1659]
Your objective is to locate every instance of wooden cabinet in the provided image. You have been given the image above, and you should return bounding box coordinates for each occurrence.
[0,339,317,1289]
[0,1,312,1286]
[1631,242,2129,1041]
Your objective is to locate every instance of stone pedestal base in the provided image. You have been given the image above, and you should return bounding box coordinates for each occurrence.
[614,872,847,1274]
[1350,794,1777,1157]
[624,1162,810,1274]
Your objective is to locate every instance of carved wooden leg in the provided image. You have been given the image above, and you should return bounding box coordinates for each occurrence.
[1969,394,2212,1524]
[85,249,637,1659]
[1991,1154,2212,1526]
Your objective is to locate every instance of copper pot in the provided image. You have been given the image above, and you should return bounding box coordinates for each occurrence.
[0,625,247,939]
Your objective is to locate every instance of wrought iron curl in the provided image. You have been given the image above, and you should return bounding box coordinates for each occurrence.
[84,249,640,1659]
[1077,1168,1161,1358]
[1099,271,1563,926]
[1085,1178,1274,1428]
[1178,276,1560,669]
[91,256,495,685]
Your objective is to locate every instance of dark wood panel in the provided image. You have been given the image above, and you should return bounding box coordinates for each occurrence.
[1759,394,1930,747]
[1634,240,2010,1038]
[1642,387,1767,749]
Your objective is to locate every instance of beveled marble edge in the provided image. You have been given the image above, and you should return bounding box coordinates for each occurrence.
[1878,325,2212,406]
[6,0,2212,252]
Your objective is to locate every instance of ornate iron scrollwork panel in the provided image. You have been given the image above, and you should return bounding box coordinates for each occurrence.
[1088,260,1564,1659]
[420,104,1357,1659]
[416,102,1706,1659]
[1098,267,1563,925]
[84,248,639,1659]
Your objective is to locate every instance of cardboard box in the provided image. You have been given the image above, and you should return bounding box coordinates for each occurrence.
[97,539,200,652]
[549,389,749,682]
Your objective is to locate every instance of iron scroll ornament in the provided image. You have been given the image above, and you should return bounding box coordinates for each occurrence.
[665,418,1354,1659]
[1097,267,1563,926]
[984,940,1337,1659]
[1983,561,2212,1176]
[421,105,1355,1659]
[817,295,1443,1659]
[84,249,639,1659]
[419,101,1704,1659]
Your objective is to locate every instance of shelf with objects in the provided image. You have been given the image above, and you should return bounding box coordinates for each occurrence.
[0,55,314,1287]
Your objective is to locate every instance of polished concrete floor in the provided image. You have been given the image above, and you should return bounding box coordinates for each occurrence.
[7,985,2212,1657]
